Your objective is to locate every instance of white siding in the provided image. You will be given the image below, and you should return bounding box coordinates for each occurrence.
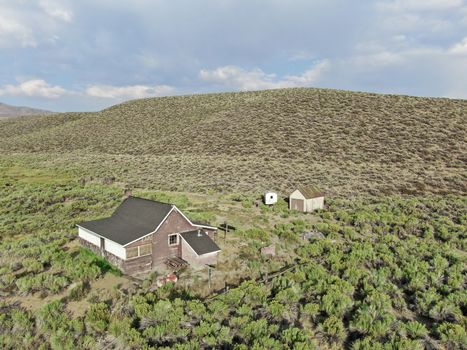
[306,196,324,211]
[290,190,325,212]
[290,190,306,200]
[181,239,198,265]
[78,227,100,246]
[264,192,278,205]
[105,239,126,260]
[181,238,219,267]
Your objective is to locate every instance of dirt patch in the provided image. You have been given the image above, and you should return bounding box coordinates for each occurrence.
[63,239,79,250]
[66,299,91,318]
[91,273,130,290]
[4,290,67,312]
[3,273,132,316]
[67,274,132,317]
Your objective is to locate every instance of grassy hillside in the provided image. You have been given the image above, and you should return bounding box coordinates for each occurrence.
[0,168,465,349]
[1,88,465,195]
[0,88,466,349]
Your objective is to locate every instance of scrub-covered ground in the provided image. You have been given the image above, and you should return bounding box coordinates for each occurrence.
[0,161,465,349]
[0,88,465,349]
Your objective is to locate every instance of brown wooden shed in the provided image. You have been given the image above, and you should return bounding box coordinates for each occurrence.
[289,187,325,212]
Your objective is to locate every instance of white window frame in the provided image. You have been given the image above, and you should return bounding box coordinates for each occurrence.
[168,233,179,246]
[126,244,152,260]
[138,244,152,257]
[126,246,139,259]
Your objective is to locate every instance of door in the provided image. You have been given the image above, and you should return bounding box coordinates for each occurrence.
[290,198,304,212]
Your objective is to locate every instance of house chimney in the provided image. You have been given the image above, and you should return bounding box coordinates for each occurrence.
[197,229,202,237]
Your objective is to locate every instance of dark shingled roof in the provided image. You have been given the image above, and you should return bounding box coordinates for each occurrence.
[179,230,221,256]
[78,197,173,246]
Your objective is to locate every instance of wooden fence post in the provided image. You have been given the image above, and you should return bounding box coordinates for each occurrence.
[224,221,228,243]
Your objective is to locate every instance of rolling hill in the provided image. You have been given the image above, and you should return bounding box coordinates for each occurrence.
[0,88,466,350]
[0,88,465,196]
[0,102,53,119]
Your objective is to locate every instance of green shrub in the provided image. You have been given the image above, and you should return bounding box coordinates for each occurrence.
[404,321,428,339]
[68,281,89,301]
[242,227,270,242]
[322,316,346,343]
[85,303,110,332]
[437,322,467,349]
[37,301,68,332]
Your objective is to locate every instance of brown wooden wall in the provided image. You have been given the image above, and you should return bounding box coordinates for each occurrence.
[290,198,305,212]
[204,228,217,240]
[79,237,153,275]
[126,234,153,248]
[123,255,153,275]
[152,209,196,266]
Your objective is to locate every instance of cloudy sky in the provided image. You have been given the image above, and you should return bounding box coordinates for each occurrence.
[0,0,466,111]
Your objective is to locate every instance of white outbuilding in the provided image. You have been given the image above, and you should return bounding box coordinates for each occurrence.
[289,187,325,212]
[263,191,278,205]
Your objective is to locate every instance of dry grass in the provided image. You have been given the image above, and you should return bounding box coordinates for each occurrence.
[0,88,465,197]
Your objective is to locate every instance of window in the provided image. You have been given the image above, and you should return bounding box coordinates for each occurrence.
[168,234,178,246]
[126,244,152,259]
[126,247,138,259]
[139,244,152,256]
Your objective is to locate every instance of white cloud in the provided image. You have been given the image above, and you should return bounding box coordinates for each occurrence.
[450,37,467,54]
[85,84,175,99]
[328,41,467,99]
[0,1,465,110]
[0,80,67,98]
[378,0,465,12]
[0,1,73,49]
[0,77,175,101]
[351,36,467,71]
[349,51,407,70]
[39,0,73,22]
[0,13,36,48]
[0,79,176,105]
[199,66,279,90]
[283,61,331,85]
[375,0,466,35]
[199,60,330,91]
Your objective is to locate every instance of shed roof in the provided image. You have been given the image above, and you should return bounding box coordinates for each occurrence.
[78,196,173,246]
[180,230,221,256]
[296,186,325,199]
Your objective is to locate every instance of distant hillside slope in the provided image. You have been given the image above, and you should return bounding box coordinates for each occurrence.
[0,102,53,118]
[0,88,465,195]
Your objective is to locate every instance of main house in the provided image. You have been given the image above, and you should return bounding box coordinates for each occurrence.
[77,196,221,275]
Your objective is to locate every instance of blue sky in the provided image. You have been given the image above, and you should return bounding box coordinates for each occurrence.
[0,0,466,112]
